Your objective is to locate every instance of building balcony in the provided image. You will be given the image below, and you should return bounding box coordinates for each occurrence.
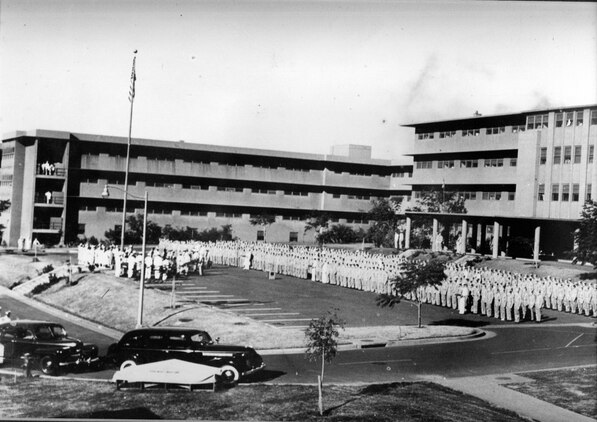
[413,130,522,156]
[410,166,518,186]
[36,164,66,178]
[34,192,65,206]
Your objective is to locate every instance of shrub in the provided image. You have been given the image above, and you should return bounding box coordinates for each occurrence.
[41,264,54,274]
[30,273,61,295]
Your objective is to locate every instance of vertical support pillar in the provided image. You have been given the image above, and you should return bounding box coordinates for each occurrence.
[432,218,439,251]
[533,225,541,262]
[405,217,411,249]
[480,224,487,253]
[471,223,478,253]
[492,221,500,258]
[461,219,468,254]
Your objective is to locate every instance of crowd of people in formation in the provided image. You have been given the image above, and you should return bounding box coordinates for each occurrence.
[77,239,597,320]
[411,263,597,322]
[76,242,210,282]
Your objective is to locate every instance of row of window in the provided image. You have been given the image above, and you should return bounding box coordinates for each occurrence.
[539,145,594,165]
[537,183,592,202]
[391,172,412,178]
[416,110,597,140]
[412,191,515,201]
[80,153,387,178]
[416,158,517,169]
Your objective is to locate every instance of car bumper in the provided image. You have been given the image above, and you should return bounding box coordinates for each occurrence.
[243,362,266,376]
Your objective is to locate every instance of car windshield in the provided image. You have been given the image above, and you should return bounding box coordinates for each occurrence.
[190,332,212,344]
[35,325,67,340]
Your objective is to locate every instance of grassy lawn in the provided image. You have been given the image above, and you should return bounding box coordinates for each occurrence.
[504,366,597,419]
[0,377,528,421]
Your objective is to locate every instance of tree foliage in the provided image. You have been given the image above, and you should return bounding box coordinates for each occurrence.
[575,200,597,265]
[0,199,10,238]
[304,212,331,246]
[104,213,161,245]
[407,188,467,214]
[366,198,402,247]
[376,258,446,327]
[318,224,362,244]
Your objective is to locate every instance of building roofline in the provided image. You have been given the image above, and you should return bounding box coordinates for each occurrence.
[401,103,597,128]
[2,129,408,167]
[404,210,580,223]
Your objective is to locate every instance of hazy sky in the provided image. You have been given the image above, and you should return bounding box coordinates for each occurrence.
[1,0,596,159]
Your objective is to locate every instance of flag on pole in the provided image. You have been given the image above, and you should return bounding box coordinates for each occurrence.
[128,56,136,103]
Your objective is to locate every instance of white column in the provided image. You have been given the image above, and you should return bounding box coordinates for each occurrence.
[405,217,411,249]
[492,221,500,258]
[461,219,468,254]
[432,218,439,251]
[533,225,541,262]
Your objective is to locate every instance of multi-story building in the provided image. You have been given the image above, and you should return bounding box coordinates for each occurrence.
[0,130,412,247]
[403,105,597,259]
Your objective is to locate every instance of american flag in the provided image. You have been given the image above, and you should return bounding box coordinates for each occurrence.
[128,56,136,103]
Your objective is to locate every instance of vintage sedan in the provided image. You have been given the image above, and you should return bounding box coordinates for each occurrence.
[106,327,265,383]
[0,320,100,375]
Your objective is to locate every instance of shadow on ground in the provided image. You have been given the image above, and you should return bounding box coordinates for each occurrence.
[429,318,489,327]
[63,407,161,419]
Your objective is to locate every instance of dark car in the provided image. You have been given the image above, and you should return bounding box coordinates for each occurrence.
[0,320,100,375]
[107,327,265,383]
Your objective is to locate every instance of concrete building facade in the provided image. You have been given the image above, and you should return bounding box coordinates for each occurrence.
[403,104,597,259]
[0,130,412,247]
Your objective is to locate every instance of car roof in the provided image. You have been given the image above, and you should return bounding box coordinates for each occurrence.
[0,320,62,326]
[125,327,207,335]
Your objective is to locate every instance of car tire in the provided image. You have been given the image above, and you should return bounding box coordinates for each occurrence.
[40,355,58,376]
[120,360,137,371]
[220,365,240,384]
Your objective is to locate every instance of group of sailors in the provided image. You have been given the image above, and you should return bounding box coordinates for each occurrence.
[412,263,597,322]
[77,243,210,282]
[77,240,597,321]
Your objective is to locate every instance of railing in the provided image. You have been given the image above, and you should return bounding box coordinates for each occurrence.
[36,165,66,177]
[33,221,62,231]
[34,193,64,205]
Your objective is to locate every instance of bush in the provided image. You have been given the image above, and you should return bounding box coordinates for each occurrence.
[30,273,61,295]
[41,264,54,274]
[579,272,597,280]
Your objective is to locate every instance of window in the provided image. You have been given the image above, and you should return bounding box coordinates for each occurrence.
[417,132,434,140]
[591,110,597,125]
[564,146,572,163]
[484,158,504,167]
[566,112,574,127]
[463,129,480,137]
[508,192,516,201]
[553,147,561,164]
[538,184,545,201]
[574,146,582,164]
[562,184,570,201]
[460,159,478,168]
[512,125,526,133]
[540,148,547,165]
[572,184,579,202]
[460,191,477,200]
[527,114,549,129]
[415,161,433,169]
[439,131,456,138]
[589,145,594,164]
[555,112,563,127]
[257,230,264,241]
[551,184,559,201]
[486,127,505,135]
[510,158,517,167]
[576,111,583,126]
[289,232,298,242]
[78,224,85,235]
[482,192,501,200]
[587,184,592,201]
[437,160,455,168]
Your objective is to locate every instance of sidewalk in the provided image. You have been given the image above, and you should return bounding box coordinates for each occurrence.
[423,371,596,422]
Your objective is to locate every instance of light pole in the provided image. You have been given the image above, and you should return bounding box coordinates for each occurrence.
[102,184,148,328]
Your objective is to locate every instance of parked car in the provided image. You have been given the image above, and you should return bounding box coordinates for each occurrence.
[0,320,100,375]
[106,327,265,383]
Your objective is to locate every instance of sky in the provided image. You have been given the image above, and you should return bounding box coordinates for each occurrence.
[1,0,596,160]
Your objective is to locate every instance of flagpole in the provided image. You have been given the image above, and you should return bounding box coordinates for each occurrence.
[121,50,137,251]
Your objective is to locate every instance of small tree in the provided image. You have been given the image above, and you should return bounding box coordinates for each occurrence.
[0,199,10,239]
[376,258,446,328]
[305,310,345,416]
[575,200,597,265]
[104,213,162,245]
[249,213,276,241]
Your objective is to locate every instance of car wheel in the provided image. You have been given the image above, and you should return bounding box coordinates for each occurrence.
[120,360,137,371]
[220,365,240,384]
[40,355,58,376]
